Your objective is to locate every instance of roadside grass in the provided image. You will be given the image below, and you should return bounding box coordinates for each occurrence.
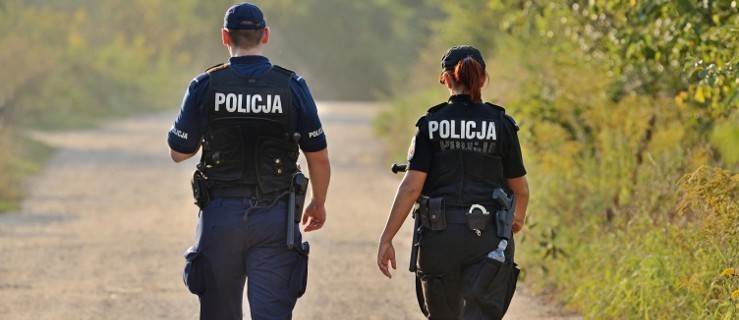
[0,131,56,212]
[0,65,188,213]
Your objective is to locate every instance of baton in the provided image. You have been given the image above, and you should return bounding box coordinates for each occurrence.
[391,163,420,272]
[391,163,408,174]
[287,132,301,250]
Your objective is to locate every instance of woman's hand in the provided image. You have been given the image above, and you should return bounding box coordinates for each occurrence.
[512,215,524,234]
[377,240,397,279]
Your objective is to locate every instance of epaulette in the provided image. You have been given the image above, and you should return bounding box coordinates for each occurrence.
[485,102,519,131]
[415,102,448,126]
[427,102,449,113]
[484,102,506,112]
[272,64,297,77]
[205,62,228,74]
[191,72,210,89]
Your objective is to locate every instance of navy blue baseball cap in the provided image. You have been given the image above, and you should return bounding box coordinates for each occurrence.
[441,45,486,71]
[224,3,266,30]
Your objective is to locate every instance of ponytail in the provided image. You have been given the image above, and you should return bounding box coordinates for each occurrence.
[449,56,487,102]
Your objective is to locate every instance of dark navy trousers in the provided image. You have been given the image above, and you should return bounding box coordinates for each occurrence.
[416,224,517,319]
[184,198,306,320]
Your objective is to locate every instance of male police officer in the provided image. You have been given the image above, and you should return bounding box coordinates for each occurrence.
[167,3,330,319]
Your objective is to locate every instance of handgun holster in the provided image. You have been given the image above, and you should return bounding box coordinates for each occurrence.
[191,169,211,209]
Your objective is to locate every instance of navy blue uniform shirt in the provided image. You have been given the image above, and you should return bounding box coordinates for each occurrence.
[168,55,327,154]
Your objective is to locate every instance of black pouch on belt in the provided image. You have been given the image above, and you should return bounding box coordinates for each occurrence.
[427,197,446,231]
[191,169,211,209]
[465,204,491,233]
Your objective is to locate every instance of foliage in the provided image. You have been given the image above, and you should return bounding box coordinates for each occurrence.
[256,0,442,100]
[504,0,738,118]
[0,0,196,129]
[0,0,444,211]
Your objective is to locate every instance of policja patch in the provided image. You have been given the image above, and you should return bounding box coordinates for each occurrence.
[407,136,416,162]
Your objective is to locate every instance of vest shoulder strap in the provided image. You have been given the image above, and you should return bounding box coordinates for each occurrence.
[415,102,448,126]
[484,102,505,112]
[427,102,448,113]
[485,102,519,131]
[271,65,297,78]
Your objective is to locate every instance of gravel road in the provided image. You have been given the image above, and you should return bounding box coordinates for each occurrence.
[0,102,580,319]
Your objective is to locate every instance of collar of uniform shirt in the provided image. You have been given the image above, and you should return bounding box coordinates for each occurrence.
[448,94,473,103]
[228,55,272,77]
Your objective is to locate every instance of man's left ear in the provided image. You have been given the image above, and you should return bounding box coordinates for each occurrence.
[261,27,270,44]
[222,28,232,46]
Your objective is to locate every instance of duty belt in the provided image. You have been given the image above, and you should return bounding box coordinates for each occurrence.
[209,186,258,199]
[445,204,498,224]
[416,196,499,232]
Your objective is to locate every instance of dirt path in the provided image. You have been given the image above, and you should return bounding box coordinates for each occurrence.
[0,102,580,319]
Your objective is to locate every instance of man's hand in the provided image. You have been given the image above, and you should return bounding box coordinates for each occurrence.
[301,200,325,232]
[303,149,330,232]
[377,241,397,279]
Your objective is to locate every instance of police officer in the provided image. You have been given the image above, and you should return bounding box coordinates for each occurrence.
[377,45,529,319]
[167,3,331,319]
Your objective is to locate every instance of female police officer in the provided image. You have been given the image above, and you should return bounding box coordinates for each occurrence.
[168,3,330,320]
[377,45,529,319]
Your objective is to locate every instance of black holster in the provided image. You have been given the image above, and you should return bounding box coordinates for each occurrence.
[291,172,309,223]
[191,169,211,209]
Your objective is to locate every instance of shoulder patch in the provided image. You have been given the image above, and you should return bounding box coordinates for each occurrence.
[205,63,228,74]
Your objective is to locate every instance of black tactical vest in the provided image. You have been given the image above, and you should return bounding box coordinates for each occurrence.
[421,100,509,209]
[199,64,298,201]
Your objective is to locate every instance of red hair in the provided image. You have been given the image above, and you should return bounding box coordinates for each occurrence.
[440,56,487,102]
